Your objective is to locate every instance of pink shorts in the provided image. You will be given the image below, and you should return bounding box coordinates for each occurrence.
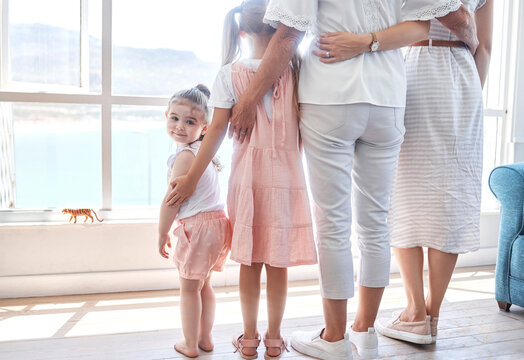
[173,210,232,280]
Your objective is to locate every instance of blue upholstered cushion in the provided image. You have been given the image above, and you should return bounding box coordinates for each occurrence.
[511,235,524,280]
[489,162,524,307]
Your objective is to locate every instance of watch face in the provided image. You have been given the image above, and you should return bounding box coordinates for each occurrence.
[371,42,379,52]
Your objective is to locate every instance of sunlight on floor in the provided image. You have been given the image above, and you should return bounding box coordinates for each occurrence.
[0,313,75,342]
[0,268,497,342]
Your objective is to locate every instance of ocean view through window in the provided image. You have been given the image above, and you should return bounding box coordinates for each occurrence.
[0,0,516,221]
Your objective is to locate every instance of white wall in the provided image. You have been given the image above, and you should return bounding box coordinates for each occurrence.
[0,213,500,298]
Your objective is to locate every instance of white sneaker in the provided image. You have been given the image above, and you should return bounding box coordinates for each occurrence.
[348,326,378,359]
[291,328,352,360]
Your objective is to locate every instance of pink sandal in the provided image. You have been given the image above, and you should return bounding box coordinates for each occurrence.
[263,335,289,360]
[233,333,261,360]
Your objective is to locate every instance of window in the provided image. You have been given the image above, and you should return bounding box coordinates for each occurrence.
[0,0,237,221]
[0,0,518,221]
[481,0,515,211]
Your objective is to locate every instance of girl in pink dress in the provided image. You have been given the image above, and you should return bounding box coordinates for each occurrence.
[166,1,317,358]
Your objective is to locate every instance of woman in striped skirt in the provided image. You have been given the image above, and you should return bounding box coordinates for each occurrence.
[376,0,493,345]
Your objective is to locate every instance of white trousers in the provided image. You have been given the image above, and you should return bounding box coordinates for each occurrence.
[300,103,405,299]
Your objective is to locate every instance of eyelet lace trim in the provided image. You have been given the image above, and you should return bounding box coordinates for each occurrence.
[363,0,381,32]
[407,0,461,21]
[264,5,315,32]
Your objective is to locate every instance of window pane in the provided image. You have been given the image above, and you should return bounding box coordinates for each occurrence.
[9,0,81,87]
[481,117,500,211]
[483,0,509,110]
[88,0,102,93]
[112,105,233,207]
[111,0,238,96]
[3,102,102,209]
[112,105,168,207]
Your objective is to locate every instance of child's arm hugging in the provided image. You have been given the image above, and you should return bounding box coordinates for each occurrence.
[165,108,231,207]
[157,151,195,259]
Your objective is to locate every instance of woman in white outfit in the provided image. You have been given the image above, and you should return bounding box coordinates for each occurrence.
[376,0,493,345]
[226,0,474,359]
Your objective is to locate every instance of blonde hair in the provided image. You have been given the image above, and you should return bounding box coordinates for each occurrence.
[222,0,301,117]
[167,84,223,171]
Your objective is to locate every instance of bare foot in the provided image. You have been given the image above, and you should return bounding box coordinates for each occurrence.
[174,341,199,358]
[198,335,214,352]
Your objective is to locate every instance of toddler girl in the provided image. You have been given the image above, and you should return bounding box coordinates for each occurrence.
[166,1,317,359]
[158,84,231,358]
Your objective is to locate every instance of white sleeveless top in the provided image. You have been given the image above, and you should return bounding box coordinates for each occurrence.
[167,141,224,220]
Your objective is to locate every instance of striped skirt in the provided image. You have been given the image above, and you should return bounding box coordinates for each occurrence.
[388,45,483,254]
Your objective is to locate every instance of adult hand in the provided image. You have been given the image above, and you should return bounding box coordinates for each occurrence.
[465,34,479,55]
[313,32,369,63]
[166,175,197,207]
[229,96,256,144]
[158,233,171,259]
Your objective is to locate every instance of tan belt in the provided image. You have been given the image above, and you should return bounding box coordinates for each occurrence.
[410,40,467,48]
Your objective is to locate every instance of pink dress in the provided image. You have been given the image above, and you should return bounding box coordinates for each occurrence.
[227,63,317,268]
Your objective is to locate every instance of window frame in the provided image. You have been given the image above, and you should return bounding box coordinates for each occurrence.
[1,0,92,92]
[0,0,519,223]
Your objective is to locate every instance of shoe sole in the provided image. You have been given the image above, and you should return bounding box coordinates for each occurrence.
[290,338,352,360]
[351,344,378,359]
[375,322,432,345]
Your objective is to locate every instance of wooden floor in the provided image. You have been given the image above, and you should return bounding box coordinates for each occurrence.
[0,266,523,360]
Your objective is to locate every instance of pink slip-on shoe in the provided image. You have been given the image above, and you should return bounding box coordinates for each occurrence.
[375,312,432,345]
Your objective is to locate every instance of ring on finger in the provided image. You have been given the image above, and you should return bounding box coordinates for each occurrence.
[241,130,248,135]
[326,51,330,58]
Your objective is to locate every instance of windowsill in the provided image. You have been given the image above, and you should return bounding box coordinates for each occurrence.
[0,219,158,228]
[0,210,501,227]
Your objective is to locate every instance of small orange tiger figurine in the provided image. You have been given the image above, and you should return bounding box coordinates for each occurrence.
[62,208,104,223]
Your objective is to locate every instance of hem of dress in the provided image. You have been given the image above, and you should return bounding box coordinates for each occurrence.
[390,243,480,255]
[230,255,318,268]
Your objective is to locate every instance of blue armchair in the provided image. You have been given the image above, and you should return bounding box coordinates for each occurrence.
[489,162,524,311]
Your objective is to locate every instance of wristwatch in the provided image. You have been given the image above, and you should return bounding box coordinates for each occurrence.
[370,32,379,52]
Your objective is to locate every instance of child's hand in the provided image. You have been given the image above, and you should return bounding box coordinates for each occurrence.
[166,175,197,207]
[158,234,171,259]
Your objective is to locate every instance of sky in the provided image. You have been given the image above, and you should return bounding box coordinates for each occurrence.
[10,0,240,62]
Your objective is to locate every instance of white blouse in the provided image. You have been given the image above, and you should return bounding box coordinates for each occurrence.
[263,0,461,107]
[209,58,274,119]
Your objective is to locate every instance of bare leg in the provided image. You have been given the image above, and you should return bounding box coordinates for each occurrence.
[352,285,385,331]
[322,298,347,341]
[239,263,264,357]
[265,265,287,357]
[175,277,202,358]
[426,248,458,318]
[198,274,215,351]
[393,247,427,322]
